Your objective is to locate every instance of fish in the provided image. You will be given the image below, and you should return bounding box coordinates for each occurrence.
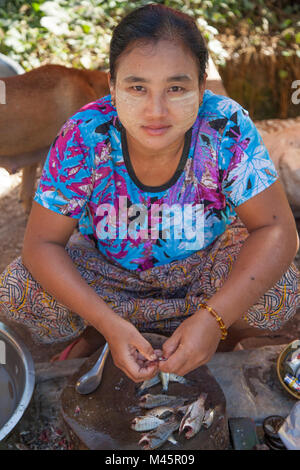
[203,409,214,429]
[130,415,165,432]
[139,393,188,409]
[160,372,170,392]
[145,406,176,419]
[138,415,181,450]
[179,392,208,439]
[136,374,161,396]
[169,373,193,385]
[137,371,193,395]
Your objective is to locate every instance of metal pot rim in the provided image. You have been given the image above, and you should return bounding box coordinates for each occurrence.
[0,322,35,441]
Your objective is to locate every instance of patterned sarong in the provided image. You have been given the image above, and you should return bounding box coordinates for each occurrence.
[0,216,299,344]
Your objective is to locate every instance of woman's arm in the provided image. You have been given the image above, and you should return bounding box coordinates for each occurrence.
[22,202,158,381]
[159,179,299,375]
[206,179,299,327]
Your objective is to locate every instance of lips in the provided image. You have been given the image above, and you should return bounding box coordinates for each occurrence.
[142,124,171,136]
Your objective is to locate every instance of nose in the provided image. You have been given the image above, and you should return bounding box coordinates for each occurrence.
[145,92,167,119]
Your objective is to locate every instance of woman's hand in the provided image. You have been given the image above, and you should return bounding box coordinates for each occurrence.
[103,315,161,383]
[158,308,222,376]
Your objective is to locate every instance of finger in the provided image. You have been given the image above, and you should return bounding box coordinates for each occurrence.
[133,336,157,362]
[136,352,147,361]
[161,334,181,359]
[136,349,162,361]
[153,349,163,358]
[130,361,158,382]
[124,348,159,382]
[136,358,157,369]
[159,343,186,374]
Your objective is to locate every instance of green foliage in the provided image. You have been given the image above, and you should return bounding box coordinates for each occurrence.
[0,0,299,70]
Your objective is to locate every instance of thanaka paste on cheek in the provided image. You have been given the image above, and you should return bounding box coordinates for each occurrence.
[115,88,143,127]
[168,90,199,130]
[168,90,198,103]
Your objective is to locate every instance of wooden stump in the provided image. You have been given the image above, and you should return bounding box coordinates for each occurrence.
[60,334,230,450]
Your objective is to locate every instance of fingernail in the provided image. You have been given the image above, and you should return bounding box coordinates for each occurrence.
[149,354,157,361]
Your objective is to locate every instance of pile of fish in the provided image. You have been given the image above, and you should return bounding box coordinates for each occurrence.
[130,371,214,450]
[282,339,300,394]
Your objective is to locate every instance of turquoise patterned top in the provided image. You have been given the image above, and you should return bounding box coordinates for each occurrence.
[34,90,278,271]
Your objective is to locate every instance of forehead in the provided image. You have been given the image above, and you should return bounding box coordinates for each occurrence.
[115,39,199,80]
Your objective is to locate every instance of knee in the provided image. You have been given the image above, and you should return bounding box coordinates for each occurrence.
[0,257,31,309]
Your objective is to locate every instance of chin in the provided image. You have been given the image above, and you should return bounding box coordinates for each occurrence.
[138,129,185,148]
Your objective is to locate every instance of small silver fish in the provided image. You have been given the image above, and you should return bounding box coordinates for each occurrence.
[130,415,165,432]
[137,374,161,396]
[138,415,181,450]
[139,393,188,409]
[169,373,189,384]
[203,409,214,429]
[145,406,176,419]
[160,372,170,392]
[179,392,207,439]
[137,371,192,395]
[137,372,173,395]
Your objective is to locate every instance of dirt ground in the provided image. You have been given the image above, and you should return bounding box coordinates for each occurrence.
[0,167,300,363]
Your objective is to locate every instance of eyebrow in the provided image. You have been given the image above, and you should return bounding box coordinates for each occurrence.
[123,74,192,83]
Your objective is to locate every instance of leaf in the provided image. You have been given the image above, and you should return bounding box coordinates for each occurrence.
[278,69,288,79]
[281,50,293,57]
[32,3,41,12]
[81,24,91,34]
[279,18,292,30]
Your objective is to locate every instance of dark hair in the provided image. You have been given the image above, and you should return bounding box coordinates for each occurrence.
[109,3,208,84]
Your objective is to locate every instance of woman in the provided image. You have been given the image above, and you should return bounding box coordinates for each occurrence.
[0,4,299,382]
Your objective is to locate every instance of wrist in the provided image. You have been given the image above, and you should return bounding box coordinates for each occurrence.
[193,308,223,341]
[195,303,228,340]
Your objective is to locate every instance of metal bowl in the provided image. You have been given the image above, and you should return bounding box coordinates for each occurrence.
[0,322,35,441]
[276,340,300,400]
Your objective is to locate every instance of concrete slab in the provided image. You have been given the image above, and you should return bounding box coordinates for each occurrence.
[207,345,297,422]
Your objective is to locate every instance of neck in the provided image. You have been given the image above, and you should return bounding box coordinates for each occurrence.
[125,132,186,164]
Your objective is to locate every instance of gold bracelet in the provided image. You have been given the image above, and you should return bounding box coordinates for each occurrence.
[198,302,228,340]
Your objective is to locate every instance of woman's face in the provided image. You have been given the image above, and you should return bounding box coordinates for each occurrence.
[109,39,206,155]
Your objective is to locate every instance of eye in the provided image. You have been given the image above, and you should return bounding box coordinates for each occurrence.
[131,85,145,92]
[169,86,184,93]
